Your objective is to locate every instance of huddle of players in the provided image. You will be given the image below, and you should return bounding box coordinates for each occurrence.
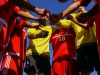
[0,0,100,75]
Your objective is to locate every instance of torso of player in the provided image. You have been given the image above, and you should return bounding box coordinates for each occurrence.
[71,13,97,48]
[6,20,26,53]
[26,26,52,56]
[50,28,76,60]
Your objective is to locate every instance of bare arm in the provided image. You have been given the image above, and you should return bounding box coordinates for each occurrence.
[67,15,89,29]
[23,21,40,28]
[28,30,49,39]
[27,25,40,39]
[76,4,98,23]
[61,1,81,17]
[49,1,82,24]
[17,11,38,21]
[13,0,47,15]
[27,23,49,39]
[17,11,47,24]
[71,17,89,29]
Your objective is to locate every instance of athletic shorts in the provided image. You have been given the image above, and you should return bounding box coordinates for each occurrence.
[51,59,79,75]
[0,18,8,51]
[76,43,100,72]
[0,52,24,75]
[24,54,51,75]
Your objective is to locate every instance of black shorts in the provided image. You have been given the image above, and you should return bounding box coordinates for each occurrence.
[76,43,100,72]
[24,54,51,75]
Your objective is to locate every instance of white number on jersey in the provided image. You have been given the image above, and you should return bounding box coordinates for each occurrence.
[59,36,65,41]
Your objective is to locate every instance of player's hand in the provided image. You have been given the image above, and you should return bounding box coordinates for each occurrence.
[76,13,90,23]
[58,0,68,3]
[49,13,62,25]
[36,30,49,38]
[66,15,77,22]
[36,18,46,25]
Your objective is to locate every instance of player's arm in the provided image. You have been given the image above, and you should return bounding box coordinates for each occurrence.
[27,28,38,39]
[77,4,98,23]
[67,15,94,29]
[49,1,82,25]
[13,0,47,16]
[27,23,41,39]
[28,30,49,39]
[14,6,40,21]
[87,4,98,17]
[61,1,82,18]
[27,28,49,39]
[72,18,89,29]
[23,21,40,28]
[67,15,89,29]
[17,11,39,21]
[60,0,92,17]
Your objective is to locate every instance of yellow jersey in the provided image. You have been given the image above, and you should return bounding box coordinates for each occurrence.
[26,23,53,57]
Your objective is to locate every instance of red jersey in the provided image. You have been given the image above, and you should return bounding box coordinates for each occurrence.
[5,19,26,61]
[5,6,20,45]
[0,0,20,23]
[76,0,91,6]
[50,29,76,61]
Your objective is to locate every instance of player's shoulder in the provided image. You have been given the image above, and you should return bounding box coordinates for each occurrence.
[43,26,53,33]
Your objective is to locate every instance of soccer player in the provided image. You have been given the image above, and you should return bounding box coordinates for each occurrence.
[57,6,100,75]
[0,5,46,66]
[76,0,100,56]
[0,3,46,74]
[24,10,54,75]
[0,14,43,75]
[50,20,79,75]
[0,0,48,51]
[0,18,27,75]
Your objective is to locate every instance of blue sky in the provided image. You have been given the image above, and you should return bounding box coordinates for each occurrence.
[23,0,96,75]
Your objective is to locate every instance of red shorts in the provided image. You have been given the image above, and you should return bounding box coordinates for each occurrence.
[51,59,79,75]
[0,52,24,75]
[0,18,8,50]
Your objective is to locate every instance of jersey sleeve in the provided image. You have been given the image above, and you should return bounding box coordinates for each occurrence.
[14,6,21,13]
